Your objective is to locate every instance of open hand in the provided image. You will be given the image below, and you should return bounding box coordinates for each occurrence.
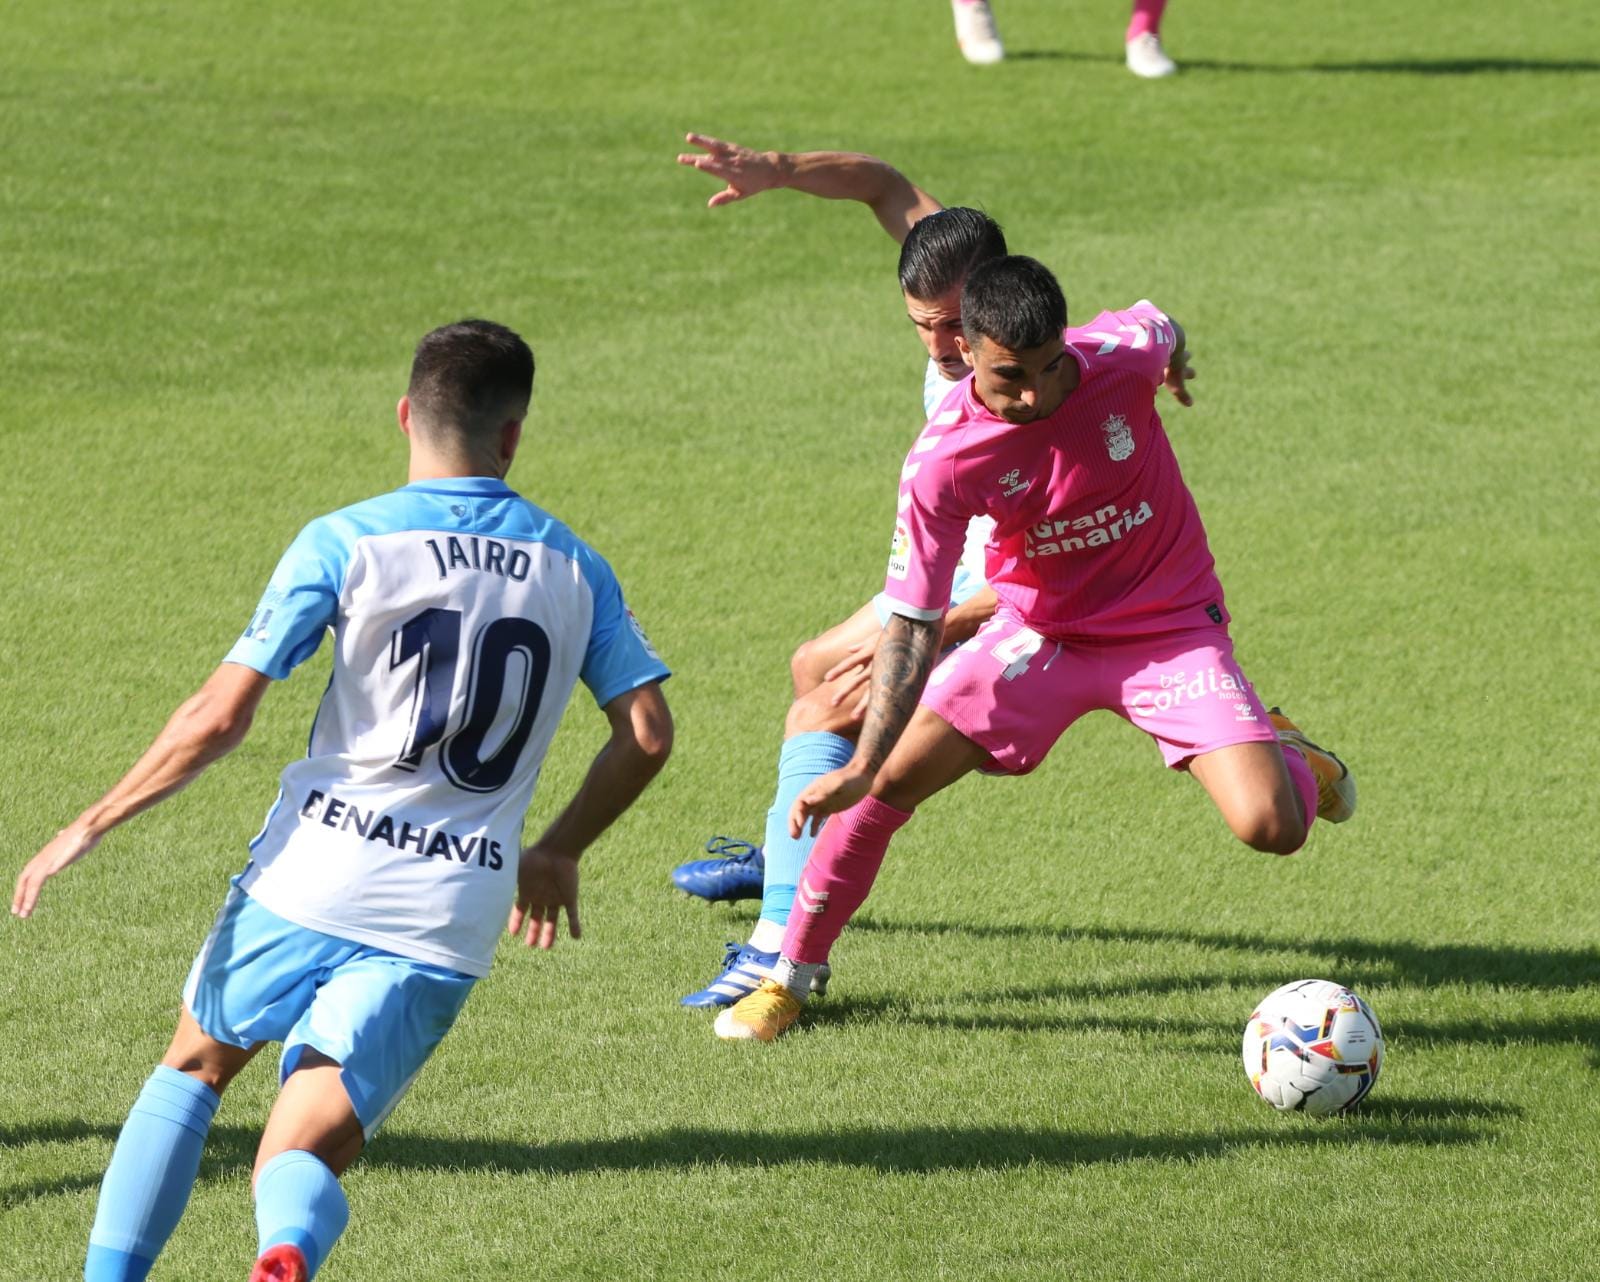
[823,632,880,720]
[788,762,875,839]
[823,632,880,689]
[677,132,785,208]
[508,846,581,950]
[1164,348,1197,407]
[12,823,101,919]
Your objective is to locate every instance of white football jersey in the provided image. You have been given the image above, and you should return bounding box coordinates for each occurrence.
[224,477,669,976]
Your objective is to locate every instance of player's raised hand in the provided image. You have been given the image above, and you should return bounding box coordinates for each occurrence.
[789,762,875,839]
[508,846,581,950]
[1163,348,1196,407]
[12,823,101,919]
[677,132,786,208]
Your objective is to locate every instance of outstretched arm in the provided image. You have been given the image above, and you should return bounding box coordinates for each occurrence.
[678,132,944,244]
[508,681,673,950]
[790,612,943,835]
[12,662,271,918]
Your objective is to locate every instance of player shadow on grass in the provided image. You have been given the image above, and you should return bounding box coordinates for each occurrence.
[0,1118,253,1214]
[1008,50,1600,74]
[840,989,1600,1067]
[831,918,1600,1063]
[0,1119,114,1212]
[0,1107,1508,1207]
[846,915,1600,990]
[354,1114,1501,1175]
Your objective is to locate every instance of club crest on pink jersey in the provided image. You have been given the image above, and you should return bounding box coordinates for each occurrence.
[1101,413,1135,461]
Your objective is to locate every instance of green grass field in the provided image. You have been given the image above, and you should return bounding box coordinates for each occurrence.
[4,1,1600,1277]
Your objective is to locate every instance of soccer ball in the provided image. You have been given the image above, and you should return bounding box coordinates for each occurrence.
[1242,979,1384,1115]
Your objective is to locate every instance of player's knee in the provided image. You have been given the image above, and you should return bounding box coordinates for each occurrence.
[789,638,825,697]
[1232,805,1307,856]
[160,1025,250,1094]
[159,1056,235,1095]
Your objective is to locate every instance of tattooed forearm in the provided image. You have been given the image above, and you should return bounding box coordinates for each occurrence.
[856,613,942,772]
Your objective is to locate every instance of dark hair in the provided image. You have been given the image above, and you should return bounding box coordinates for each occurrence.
[897,207,1007,301]
[407,319,535,445]
[960,255,1067,351]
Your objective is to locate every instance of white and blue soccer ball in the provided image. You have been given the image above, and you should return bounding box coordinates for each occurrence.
[1242,979,1384,1115]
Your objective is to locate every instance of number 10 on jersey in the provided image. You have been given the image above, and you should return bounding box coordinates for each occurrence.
[389,609,552,793]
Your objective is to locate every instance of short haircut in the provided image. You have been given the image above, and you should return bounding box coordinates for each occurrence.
[407,319,535,447]
[897,207,1007,301]
[960,255,1067,352]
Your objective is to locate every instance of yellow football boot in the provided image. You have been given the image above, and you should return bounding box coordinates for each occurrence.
[714,979,804,1042]
[1270,707,1356,824]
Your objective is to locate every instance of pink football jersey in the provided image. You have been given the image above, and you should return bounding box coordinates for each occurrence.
[881,301,1226,641]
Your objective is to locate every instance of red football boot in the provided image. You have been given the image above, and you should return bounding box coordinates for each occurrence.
[249,1243,309,1282]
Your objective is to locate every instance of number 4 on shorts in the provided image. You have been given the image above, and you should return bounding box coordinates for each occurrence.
[990,627,1045,681]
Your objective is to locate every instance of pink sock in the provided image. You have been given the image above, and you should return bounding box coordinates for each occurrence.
[1281,746,1320,847]
[1126,0,1167,41]
[781,796,914,965]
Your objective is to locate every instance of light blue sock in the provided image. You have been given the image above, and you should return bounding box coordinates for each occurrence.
[84,1065,220,1282]
[255,1150,350,1279]
[758,731,856,928]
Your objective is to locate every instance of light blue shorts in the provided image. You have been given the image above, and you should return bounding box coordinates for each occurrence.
[183,881,476,1138]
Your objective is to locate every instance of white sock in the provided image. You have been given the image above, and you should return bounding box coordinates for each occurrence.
[748,919,785,953]
[772,956,819,1001]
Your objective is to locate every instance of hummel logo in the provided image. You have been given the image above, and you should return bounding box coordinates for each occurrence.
[796,877,830,915]
[999,468,1030,497]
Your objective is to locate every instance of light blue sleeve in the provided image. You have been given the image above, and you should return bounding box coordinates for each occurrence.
[577,551,671,707]
[922,358,945,419]
[223,518,348,680]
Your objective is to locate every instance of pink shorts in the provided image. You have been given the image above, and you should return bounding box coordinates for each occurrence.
[920,613,1278,775]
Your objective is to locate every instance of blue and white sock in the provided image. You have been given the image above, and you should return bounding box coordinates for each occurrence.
[254,1150,350,1279]
[84,1066,221,1282]
[753,731,855,942]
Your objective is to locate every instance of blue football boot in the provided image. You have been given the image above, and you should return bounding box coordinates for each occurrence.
[681,941,779,1007]
[680,941,832,1008]
[671,836,766,902]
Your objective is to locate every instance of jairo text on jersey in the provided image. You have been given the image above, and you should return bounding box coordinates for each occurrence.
[423,536,535,582]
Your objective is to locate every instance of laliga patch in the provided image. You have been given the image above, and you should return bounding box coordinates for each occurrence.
[242,588,285,641]
[887,520,911,581]
[626,608,661,660]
